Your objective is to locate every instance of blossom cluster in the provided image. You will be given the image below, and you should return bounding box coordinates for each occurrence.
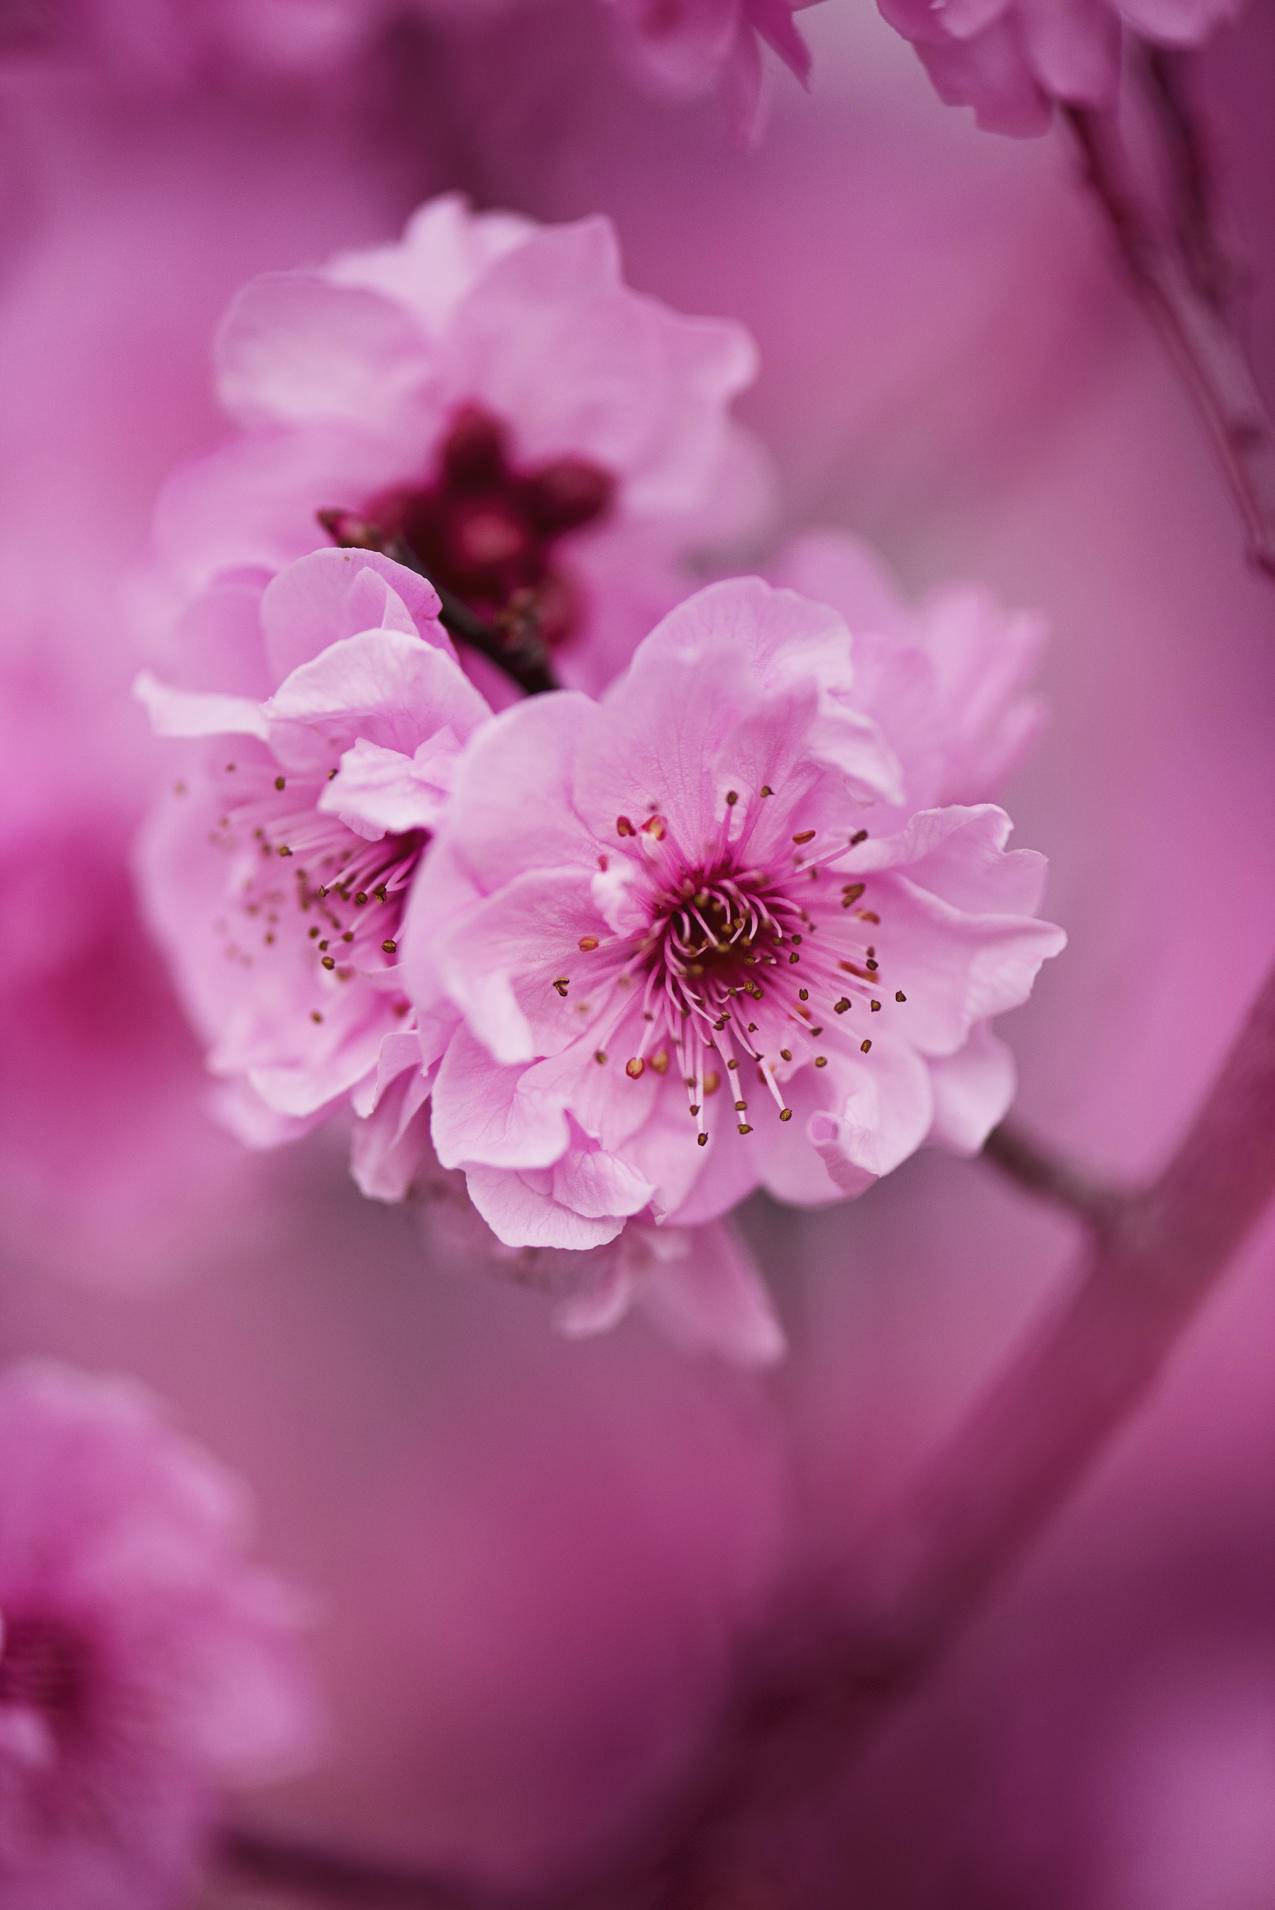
[3,0,819,133]
[138,197,1064,1361]
[880,0,1244,134]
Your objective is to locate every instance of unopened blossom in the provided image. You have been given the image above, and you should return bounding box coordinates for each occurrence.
[770,528,1046,811]
[0,1363,317,1910]
[880,0,1244,134]
[603,0,823,135]
[152,194,761,693]
[404,577,1064,1252]
[137,546,489,1169]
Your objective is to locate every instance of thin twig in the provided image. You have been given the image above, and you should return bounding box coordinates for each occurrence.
[316,509,561,697]
[426,574,560,698]
[218,1825,481,1907]
[982,1119,1125,1229]
[1065,105,1275,580]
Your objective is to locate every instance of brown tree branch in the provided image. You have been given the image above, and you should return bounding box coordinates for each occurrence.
[1065,104,1275,581]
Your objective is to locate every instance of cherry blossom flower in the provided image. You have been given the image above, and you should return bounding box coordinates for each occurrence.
[603,0,823,136]
[136,546,489,1169]
[152,195,761,694]
[0,1363,317,1910]
[880,0,1244,135]
[769,528,1046,811]
[404,1136,786,1363]
[403,577,1065,1253]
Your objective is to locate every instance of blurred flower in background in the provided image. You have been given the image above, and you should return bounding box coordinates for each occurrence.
[0,1364,317,1910]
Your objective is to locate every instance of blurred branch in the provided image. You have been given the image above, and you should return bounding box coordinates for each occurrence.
[1142,46,1231,307]
[425,573,560,697]
[219,1825,481,1907]
[1065,101,1275,581]
[644,960,1275,1902]
[218,967,1275,1907]
[982,1119,1125,1228]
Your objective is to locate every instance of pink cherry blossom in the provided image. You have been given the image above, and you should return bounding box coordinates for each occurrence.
[603,0,823,136]
[770,528,1046,811]
[152,194,761,694]
[880,0,1244,134]
[403,577,1065,1253]
[400,1134,786,1363]
[136,546,489,1169]
[0,1362,317,1910]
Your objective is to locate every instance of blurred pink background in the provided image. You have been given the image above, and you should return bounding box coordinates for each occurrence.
[1,5,1272,1904]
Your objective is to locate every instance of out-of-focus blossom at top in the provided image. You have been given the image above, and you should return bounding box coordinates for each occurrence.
[0,0,383,81]
[770,528,1046,811]
[137,547,489,1181]
[0,1362,318,1910]
[404,577,1063,1253]
[1,0,819,139]
[880,0,1246,134]
[602,0,822,136]
[150,194,762,694]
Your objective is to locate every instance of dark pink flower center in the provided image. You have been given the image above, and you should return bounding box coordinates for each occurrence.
[350,407,615,649]
[0,1612,90,1735]
[204,760,423,1018]
[570,790,908,1147]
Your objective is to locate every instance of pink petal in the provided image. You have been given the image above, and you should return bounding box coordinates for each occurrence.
[808,1039,936,1196]
[215,272,431,432]
[431,1025,570,1171]
[134,669,267,741]
[260,547,445,685]
[265,628,487,769]
[428,691,601,890]
[927,1025,1018,1155]
[327,194,535,340]
[430,867,603,1067]
[1019,0,1121,104]
[552,1143,653,1223]
[465,1163,628,1251]
[350,1070,432,1203]
[319,735,460,838]
[636,1220,786,1367]
[1117,0,1240,45]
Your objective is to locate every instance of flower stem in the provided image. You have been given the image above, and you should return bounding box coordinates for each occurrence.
[1065,101,1275,581]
